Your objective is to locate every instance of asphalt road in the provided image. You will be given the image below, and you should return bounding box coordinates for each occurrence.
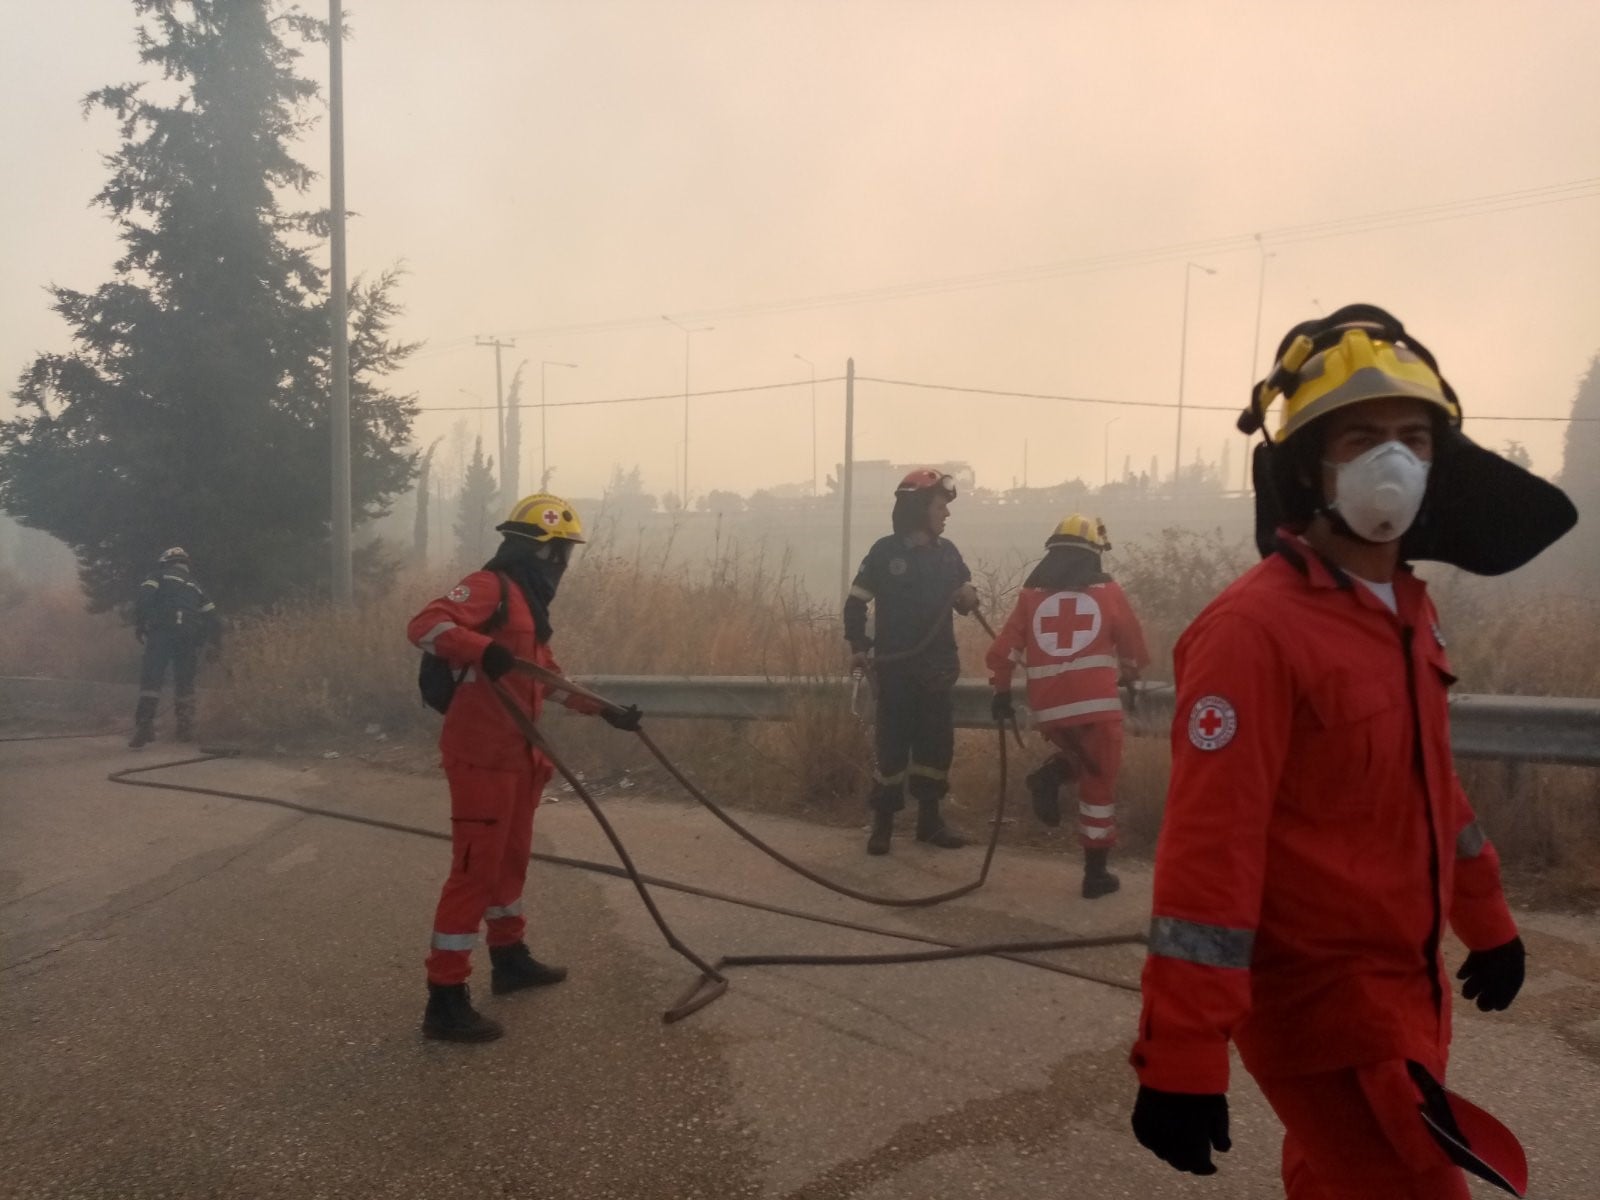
[3,732,1598,1199]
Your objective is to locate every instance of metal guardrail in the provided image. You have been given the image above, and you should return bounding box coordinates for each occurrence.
[574,676,1600,768]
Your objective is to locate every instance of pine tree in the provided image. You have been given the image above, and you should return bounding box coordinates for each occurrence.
[412,437,442,565]
[0,0,417,611]
[1556,353,1600,585]
[454,438,497,570]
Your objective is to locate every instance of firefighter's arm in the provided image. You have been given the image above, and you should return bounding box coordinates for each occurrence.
[134,576,158,634]
[842,552,878,653]
[407,572,504,669]
[1447,777,1519,952]
[1131,613,1293,1095]
[984,599,1028,691]
[1110,583,1153,673]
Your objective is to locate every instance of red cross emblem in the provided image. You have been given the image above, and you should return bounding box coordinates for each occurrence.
[542,509,561,525]
[1188,695,1238,751]
[1032,591,1102,657]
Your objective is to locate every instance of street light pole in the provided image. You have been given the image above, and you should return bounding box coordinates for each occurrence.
[327,0,352,604]
[663,314,713,505]
[539,361,577,490]
[794,353,817,496]
[1245,235,1275,491]
[1103,416,1121,487]
[1175,260,1218,486]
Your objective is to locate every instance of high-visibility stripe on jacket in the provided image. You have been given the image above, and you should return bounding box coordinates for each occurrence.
[985,580,1150,728]
[1130,534,1517,1094]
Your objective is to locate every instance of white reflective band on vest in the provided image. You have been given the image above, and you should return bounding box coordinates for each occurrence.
[417,621,455,653]
[1024,655,1118,680]
[431,931,477,952]
[1029,697,1124,724]
[485,900,523,920]
[1456,821,1488,859]
[1148,916,1254,969]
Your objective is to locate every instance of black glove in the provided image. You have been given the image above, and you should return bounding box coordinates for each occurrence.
[990,691,1015,723]
[1457,936,1525,1011]
[1131,1086,1231,1176]
[480,643,516,682]
[602,704,643,732]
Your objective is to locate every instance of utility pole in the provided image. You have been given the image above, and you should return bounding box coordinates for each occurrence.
[840,358,855,604]
[1246,234,1275,491]
[475,335,516,495]
[1175,260,1218,487]
[327,0,353,605]
[794,353,817,497]
[663,315,713,505]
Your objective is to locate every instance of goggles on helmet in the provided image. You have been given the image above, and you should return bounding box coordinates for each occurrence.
[895,469,957,499]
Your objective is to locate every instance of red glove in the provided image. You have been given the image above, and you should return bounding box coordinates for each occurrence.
[563,691,605,716]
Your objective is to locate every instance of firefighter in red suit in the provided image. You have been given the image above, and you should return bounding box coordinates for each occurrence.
[985,514,1150,898]
[1130,306,1575,1197]
[406,493,640,1043]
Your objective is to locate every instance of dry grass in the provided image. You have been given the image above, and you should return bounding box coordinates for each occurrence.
[6,534,1595,904]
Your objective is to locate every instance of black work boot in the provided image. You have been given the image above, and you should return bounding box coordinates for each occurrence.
[489,943,568,995]
[915,798,966,849]
[421,982,503,1043]
[128,696,157,749]
[1026,762,1063,827]
[1082,847,1121,899]
[174,697,196,743]
[866,809,894,856]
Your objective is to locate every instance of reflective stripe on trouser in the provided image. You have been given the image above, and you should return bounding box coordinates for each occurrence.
[1256,1062,1469,1200]
[426,754,551,985]
[1041,720,1123,848]
[869,667,956,813]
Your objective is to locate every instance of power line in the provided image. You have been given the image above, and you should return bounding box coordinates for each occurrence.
[412,177,1600,349]
[415,370,1595,423]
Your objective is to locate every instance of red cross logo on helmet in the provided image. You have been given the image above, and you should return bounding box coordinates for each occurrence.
[542,509,560,525]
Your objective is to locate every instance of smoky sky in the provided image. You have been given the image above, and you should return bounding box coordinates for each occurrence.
[5,0,1598,501]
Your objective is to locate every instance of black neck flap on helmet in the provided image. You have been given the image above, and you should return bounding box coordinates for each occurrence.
[1242,303,1576,576]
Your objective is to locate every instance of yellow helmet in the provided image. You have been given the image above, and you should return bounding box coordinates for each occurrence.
[498,493,586,543]
[1240,305,1460,444]
[1046,513,1110,553]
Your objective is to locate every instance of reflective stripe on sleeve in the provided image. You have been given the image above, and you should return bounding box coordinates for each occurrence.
[140,579,158,589]
[848,584,874,602]
[1024,655,1119,680]
[430,931,477,952]
[1029,697,1124,723]
[1148,916,1254,970]
[1455,821,1488,859]
[416,621,455,653]
[199,602,216,613]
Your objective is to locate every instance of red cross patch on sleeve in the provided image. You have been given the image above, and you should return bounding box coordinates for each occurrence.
[1188,696,1238,751]
[447,584,471,603]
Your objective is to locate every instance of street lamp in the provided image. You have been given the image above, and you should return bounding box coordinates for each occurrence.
[662,314,714,505]
[794,353,817,497]
[1245,235,1276,490]
[1175,260,1218,486]
[1103,416,1121,488]
[539,361,578,489]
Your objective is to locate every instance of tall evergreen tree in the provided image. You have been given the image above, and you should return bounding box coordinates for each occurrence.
[1556,352,1599,585]
[0,0,417,611]
[454,438,496,570]
[412,437,441,566]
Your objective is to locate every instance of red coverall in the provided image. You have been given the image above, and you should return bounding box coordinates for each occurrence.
[407,571,593,986]
[986,580,1150,846]
[1131,535,1517,1199]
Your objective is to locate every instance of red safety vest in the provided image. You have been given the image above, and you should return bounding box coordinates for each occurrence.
[986,579,1150,727]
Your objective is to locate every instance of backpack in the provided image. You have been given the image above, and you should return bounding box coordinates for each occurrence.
[417,573,510,714]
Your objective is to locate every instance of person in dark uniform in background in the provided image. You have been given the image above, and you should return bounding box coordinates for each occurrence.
[843,469,979,856]
[130,546,221,748]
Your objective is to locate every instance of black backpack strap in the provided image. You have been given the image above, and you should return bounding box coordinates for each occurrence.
[481,572,511,634]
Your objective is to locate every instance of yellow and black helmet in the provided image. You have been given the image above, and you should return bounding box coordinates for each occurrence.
[1240,304,1460,444]
[1046,513,1111,553]
[497,493,586,543]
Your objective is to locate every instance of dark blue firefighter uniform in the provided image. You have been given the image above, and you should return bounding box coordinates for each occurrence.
[843,534,971,813]
[132,562,219,742]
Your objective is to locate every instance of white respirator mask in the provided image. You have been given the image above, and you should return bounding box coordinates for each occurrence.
[1324,440,1431,543]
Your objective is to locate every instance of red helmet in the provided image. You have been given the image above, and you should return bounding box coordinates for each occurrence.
[895,468,957,499]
